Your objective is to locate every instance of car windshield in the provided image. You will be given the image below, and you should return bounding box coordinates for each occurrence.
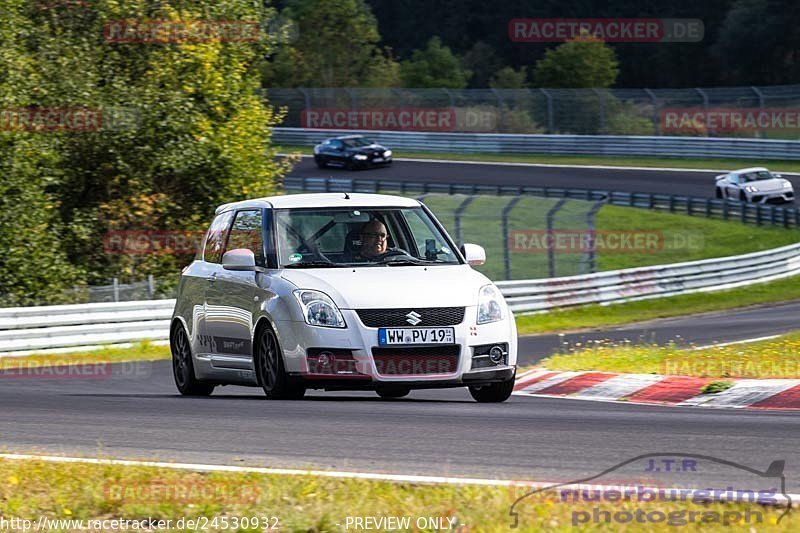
[742,171,775,182]
[342,137,373,147]
[274,206,461,268]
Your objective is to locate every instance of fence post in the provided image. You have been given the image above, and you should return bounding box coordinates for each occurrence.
[581,198,606,275]
[722,199,729,220]
[694,88,709,136]
[751,86,765,139]
[540,88,554,133]
[454,195,476,246]
[501,196,523,280]
[112,278,119,303]
[669,195,676,213]
[705,199,711,217]
[644,88,659,135]
[593,88,606,134]
[148,275,155,299]
[546,198,567,278]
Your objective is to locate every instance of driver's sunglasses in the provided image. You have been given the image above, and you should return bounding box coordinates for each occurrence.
[361,232,387,240]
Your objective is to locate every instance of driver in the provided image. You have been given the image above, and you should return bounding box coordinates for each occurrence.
[353,219,397,261]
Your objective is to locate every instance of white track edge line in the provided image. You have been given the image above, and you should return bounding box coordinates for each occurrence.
[0,453,795,506]
[692,334,781,350]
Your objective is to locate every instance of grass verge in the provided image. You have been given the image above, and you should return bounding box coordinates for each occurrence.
[420,193,799,281]
[0,341,170,370]
[277,144,800,173]
[540,331,800,379]
[0,458,792,531]
[515,274,800,335]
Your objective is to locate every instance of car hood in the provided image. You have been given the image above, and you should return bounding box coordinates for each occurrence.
[280,265,490,308]
[746,178,790,191]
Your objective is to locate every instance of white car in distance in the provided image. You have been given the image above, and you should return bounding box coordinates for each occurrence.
[715,167,794,204]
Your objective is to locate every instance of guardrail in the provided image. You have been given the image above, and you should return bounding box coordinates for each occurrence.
[284,176,800,228]
[273,127,800,160]
[498,241,800,313]
[2,242,799,354]
[0,300,173,355]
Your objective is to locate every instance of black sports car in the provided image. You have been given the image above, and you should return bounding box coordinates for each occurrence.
[313,135,393,170]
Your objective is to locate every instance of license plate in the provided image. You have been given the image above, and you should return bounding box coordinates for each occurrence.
[373,157,384,162]
[378,327,454,345]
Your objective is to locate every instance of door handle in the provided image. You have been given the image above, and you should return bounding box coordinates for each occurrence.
[206,273,217,282]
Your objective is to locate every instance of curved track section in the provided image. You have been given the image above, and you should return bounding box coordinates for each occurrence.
[288,157,800,199]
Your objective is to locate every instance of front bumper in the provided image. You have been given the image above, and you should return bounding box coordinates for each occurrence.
[749,190,794,204]
[275,307,517,390]
[352,155,392,168]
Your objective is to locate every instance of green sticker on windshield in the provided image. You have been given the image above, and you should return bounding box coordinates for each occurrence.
[288,253,302,263]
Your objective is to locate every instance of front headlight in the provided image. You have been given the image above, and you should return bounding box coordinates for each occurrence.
[744,185,758,193]
[477,284,505,324]
[783,181,792,189]
[384,150,392,157]
[353,154,368,160]
[293,290,346,328]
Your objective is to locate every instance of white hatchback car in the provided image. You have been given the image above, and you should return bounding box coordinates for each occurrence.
[171,193,518,402]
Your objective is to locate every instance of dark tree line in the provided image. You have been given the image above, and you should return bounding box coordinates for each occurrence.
[361,0,800,87]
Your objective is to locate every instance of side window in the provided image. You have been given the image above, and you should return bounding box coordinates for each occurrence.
[203,211,234,264]
[730,174,739,184]
[331,139,343,150]
[227,210,265,266]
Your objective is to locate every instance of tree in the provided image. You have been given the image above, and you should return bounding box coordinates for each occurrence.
[533,34,619,88]
[261,0,400,87]
[490,67,528,89]
[0,0,293,302]
[714,0,800,85]
[400,37,471,88]
[463,41,503,87]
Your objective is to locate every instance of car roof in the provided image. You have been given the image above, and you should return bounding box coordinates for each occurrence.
[326,135,365,141]
[732,167,769,174]
[215,193,419,214]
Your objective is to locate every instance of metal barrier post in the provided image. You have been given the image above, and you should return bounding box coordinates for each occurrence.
[501,196,523,280]
[454,195,476,246]
[546,198,567,278]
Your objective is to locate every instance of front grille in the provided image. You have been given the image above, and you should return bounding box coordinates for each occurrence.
[371,345,460,375]
[356,307,465,327]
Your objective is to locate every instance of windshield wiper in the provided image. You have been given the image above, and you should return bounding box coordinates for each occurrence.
[283,261,339,268]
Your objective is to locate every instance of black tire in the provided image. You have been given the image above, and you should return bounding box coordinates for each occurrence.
[171,325,215,396]
[254,324,306,400]
[468,377,515,403]
[715,187,723,199]
[739,190,747,202]
[315,156,327,169]
[376,388,410,399]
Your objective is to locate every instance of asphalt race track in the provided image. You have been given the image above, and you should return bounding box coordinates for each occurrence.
[3,300,800,491]
[3,157,799,497]
[517,300,800,366]
[288,156,800,199]
[3,358,800,491]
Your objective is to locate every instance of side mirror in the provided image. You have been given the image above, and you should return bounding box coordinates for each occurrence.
[222,248,258,271]
[460,243,486,266]
[775,173,783,178]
